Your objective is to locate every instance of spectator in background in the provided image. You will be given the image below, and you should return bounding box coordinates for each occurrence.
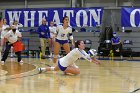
[49,21,56,57]
[53,16,74,66]
[1,25,23,65]
[38,18,51,59]
[111,32,123,59]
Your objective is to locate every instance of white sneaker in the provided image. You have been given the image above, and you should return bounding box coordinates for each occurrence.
[38,68,46,74]
[20,60,23,62]
[38,68,42,74]
[1,61,5,65]
[19,60,24,65]
[116,49,120,52]
[10,55,14,58]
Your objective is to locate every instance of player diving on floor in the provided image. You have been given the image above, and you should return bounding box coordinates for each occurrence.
[38,40,100,75]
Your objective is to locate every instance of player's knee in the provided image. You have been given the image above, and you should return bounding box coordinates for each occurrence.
[64,48,70,53]
[75,69,80,75]
[66,50,70,54]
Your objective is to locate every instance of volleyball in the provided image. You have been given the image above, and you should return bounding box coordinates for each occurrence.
[88,49,98,57]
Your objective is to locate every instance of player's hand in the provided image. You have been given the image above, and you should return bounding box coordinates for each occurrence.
[94,61,101,65]
[91,57,101,65]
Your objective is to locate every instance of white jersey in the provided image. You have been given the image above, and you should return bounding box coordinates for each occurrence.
[59,48,92,67]
[49,26,56,38]
[4,30,22,44]
[56,24,73,40]
[1,24,9,39]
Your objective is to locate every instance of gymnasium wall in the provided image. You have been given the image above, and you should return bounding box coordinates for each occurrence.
[1,0,140,9]
[0,0,70,9]
[1,0,140,56]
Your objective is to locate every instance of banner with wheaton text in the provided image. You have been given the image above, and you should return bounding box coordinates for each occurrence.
[5,7,103,27]
[122,7,140,27]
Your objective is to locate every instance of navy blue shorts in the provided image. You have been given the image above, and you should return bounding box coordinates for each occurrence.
[55,39,68,45]
[58,60,67,71]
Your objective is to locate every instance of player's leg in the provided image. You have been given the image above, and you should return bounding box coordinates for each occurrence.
[15,51,22,62]
[38,59,67,73]
[1,42,12,62]
[51,38,55,56]
[48,38,53,57]
[64,66,80,75]
[53,41,61,64]
[10,46,14,57]
[38,65,60,73]
[62,43,70,54]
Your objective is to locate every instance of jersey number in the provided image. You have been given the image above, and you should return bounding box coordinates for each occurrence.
[61,34,65,37]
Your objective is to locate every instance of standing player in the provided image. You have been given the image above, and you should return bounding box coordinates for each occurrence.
[13,20,23,30]
[53,16,74,65]
[11,20,23,57]
[1,25,23,65]
[49,21,56,57]
[0,19,10,56]
[38,40,100,75]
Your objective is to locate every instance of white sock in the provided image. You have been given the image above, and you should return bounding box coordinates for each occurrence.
[41,68,46,71]
[50,67,55,71]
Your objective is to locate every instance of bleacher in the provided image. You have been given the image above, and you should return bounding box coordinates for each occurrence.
[117,31,140,56]
[20,27,101,57]
[20,26,140,58]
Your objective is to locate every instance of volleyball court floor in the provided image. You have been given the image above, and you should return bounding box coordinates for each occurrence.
[0,57,140,93]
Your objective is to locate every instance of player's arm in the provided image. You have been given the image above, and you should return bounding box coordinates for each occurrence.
[91,57,100,65]
[3,38,8,45]
[69,33,74,46]
[18,23,23,27]
[79,49,92,62]
[5,27,11,31]
[3,32,10,45]
[15,31,22,41]
[69,28,74,47]
[55,26,59,36]
[81,50,100,65]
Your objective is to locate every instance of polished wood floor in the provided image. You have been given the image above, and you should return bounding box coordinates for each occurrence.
[0,57,140,93]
